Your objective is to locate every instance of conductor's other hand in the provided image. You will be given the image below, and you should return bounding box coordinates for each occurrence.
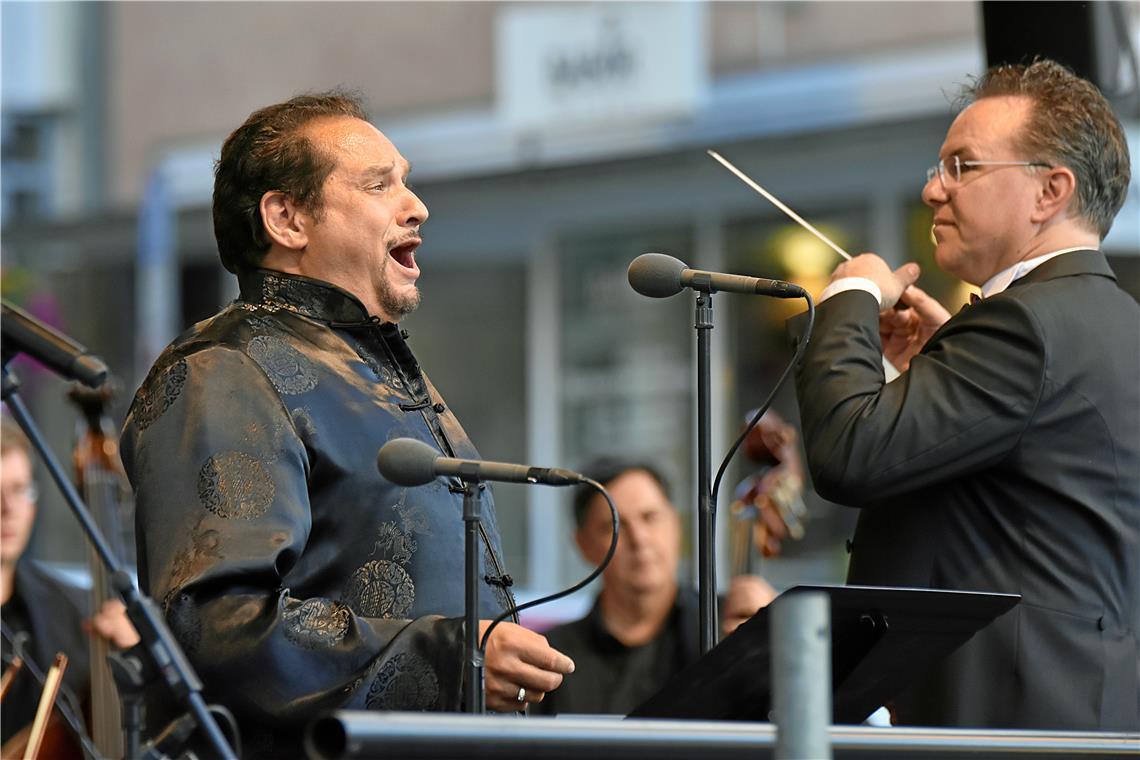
[479,620,575,712]
[830,254,920,310]
[880,283,951,372]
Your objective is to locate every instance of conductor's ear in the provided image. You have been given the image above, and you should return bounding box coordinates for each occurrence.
[259,191,310,251]
[1032,166,1078,227]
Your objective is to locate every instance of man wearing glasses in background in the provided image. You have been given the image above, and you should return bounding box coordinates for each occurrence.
[793,59,1138,729]
[1,416,139,749]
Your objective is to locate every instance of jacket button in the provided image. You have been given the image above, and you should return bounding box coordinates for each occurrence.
[845,539,854,554]
[1097,616,1105,631]
[433,403,446,414]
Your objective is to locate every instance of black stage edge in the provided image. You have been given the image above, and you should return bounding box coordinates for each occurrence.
[630,584,1020,724]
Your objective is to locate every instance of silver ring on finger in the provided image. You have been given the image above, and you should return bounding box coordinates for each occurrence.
[516,687,527,702]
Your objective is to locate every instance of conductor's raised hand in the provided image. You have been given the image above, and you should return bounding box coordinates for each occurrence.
[880,282,951,372]
[479,620,574,712]
[830,255,920,310]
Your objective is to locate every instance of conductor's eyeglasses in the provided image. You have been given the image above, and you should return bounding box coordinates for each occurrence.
[926,156,1052,190]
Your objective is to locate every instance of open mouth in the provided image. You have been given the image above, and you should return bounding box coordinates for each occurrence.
[389,240,420,271]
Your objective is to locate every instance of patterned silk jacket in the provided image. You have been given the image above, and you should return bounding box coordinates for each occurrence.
[121,268,516,756]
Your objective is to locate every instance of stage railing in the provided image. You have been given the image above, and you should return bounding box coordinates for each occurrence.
[306,712,1140,759]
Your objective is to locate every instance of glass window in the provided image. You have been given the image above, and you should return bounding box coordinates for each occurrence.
[402,261,530,584]
[1,113,56,223]
[558,225,696,567]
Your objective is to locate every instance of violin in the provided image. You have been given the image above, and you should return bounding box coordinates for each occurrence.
[1,654,75,760]
[728,409,808,573]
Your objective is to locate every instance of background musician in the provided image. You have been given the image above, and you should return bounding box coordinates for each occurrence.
[533,456,776,716]
[0,415,137,748]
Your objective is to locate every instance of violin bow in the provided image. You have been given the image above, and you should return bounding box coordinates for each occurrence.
[0,656,23,702]
[24,653,68,760]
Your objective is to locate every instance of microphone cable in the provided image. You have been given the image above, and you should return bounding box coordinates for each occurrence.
[479,477,619,652]
[711,292,816,553]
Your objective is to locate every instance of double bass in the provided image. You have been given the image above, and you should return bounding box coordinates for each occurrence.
[69,383,135,759]
[0,385,132,759]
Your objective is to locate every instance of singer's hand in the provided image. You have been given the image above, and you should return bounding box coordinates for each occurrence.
[830,255,920,310]
[479,620,575,711]
[879,284,951,372]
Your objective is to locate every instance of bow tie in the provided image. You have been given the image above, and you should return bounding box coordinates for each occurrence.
[958,292,983,314]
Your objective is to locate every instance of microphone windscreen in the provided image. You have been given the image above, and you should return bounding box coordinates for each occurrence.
[377,438,441,486]
[628,253,687,298]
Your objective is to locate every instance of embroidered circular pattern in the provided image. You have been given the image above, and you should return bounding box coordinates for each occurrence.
[247,335,319,395]
[133,358,188,431]
[282,598,351,649]
[365,652,439,710]
[198,451,275,519]
[343,560,415,618]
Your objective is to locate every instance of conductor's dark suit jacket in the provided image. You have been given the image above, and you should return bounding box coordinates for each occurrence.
[794,250,1139,730]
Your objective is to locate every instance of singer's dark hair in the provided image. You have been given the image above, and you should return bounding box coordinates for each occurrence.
[960,58,1130,239]
[212,90,368,274]
[571,456,672,529]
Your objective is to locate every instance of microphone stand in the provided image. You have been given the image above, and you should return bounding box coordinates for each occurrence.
[1,361,238,760]
[693,288,717,655]
[459,468,486,714]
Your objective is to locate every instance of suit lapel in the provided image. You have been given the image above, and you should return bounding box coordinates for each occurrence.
[1006,249,1116,290]
[930,251,1113,347]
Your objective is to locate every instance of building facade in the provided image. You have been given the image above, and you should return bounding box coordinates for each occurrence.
[3,2,1137,612]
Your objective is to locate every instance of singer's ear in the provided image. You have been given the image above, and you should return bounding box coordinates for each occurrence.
[259,190,310,252]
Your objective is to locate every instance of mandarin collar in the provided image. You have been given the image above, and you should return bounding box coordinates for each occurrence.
[237,268,386,326]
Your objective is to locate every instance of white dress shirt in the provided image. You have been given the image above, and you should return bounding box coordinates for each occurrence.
[820,247,1095,307]
[819,247,1095,383]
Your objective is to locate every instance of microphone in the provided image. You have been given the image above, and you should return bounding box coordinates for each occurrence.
[628,252,806,299]
[1,301,108,388]
[377,438,584,487]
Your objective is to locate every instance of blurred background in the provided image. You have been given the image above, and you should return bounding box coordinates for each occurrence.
[3,1,1137,623]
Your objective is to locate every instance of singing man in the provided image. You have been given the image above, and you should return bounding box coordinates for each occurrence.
[121,92,573,757]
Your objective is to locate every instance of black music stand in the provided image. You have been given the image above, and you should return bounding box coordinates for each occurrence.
[629,584,1020,724]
